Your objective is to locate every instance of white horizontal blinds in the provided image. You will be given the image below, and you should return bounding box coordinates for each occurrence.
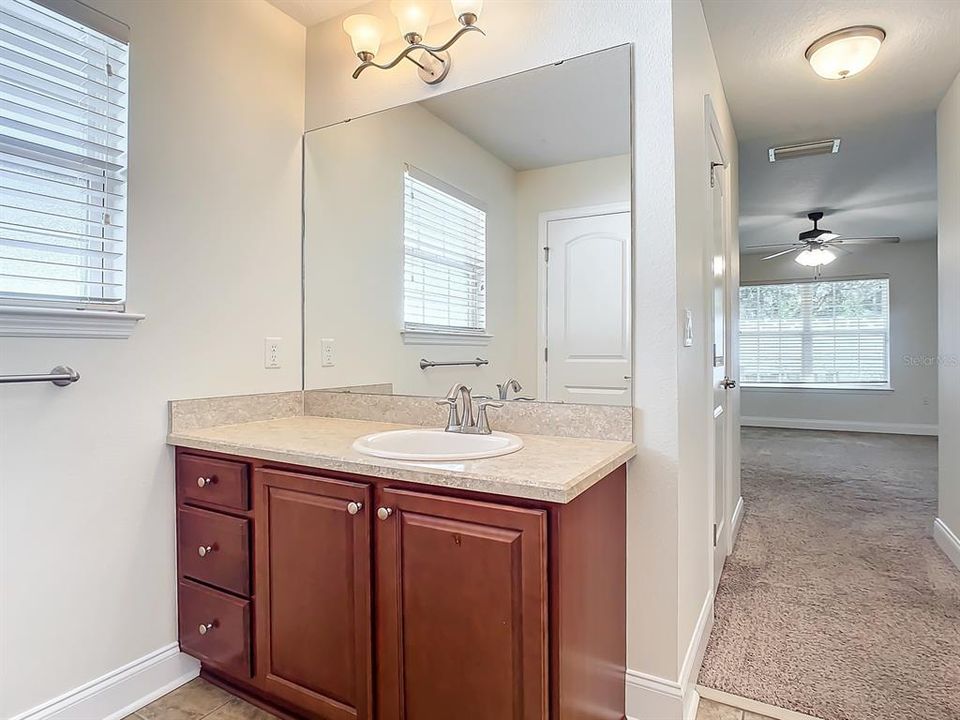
[403,166,486,334]
[0,0,128,307]
[740,278,890,385]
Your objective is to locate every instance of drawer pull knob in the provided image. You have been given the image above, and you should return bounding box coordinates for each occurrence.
[197,476,213,488]
[197,545,214,557]
[198,622,214,636]
[347,501,363,516]
[377,507,393,521]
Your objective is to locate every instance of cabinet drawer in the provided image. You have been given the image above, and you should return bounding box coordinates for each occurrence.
[179,579,251,678]
[178,507,250,596]
[178,454,249,511]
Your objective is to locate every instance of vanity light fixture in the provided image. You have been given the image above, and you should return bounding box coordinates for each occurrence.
[805,26,886,80]
[343,0,485,84]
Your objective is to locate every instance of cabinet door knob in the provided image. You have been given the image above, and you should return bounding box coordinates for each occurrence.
[347,501,363,516]
[197,545,213,557]
[198,622,214,636]
[377,507,393,521]
[197,476,213,488]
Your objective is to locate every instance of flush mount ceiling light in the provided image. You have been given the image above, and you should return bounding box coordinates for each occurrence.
[343,0,485,85]
[805,25,886,80]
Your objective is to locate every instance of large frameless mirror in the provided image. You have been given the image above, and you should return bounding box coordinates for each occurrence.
[303,45,632,405]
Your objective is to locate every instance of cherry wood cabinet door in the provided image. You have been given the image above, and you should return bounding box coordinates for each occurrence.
[375,487,548,720]
[254,469,373,720]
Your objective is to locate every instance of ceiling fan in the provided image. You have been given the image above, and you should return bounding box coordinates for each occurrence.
[756,211,900,275]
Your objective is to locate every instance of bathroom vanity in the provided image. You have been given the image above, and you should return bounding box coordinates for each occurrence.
[171,413,634,720]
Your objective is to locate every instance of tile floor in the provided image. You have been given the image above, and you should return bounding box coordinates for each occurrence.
[133,678,779,720]
[697,697,780,720]
[125,679,278,720]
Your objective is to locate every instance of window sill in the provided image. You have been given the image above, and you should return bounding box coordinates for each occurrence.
[401,329,493,346]
[0,306,145,339]
[742,383,892,393]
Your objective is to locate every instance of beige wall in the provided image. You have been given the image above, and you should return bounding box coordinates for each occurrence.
[514,154,631,390]
[0,1,305,716]
[303,103,518,397]
[938,72,960,541]
[671,0,740,674]
[740,240,939,433]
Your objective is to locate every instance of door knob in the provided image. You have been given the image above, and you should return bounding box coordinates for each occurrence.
[198,622,214,635]
[347,501,363,515]
[197,545,214,557]
[377,507,393,521]
[721,378,737,389]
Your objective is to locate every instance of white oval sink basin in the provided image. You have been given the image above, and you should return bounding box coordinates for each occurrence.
[352,428,523,462]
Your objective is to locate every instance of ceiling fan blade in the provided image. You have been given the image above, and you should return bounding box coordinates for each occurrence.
[761,247,800,260]
[746,243,804,252]
[832,236,901,244]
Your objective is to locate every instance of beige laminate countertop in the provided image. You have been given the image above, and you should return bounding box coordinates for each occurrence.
[168,415,636,504]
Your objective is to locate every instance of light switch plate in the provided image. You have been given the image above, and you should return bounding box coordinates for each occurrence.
[683,310,694,347]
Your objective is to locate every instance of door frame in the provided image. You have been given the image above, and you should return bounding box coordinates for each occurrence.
[537,202,632,401]
[704,95,739,587]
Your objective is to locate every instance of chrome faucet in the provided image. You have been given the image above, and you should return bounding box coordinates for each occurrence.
[437,383,502,435]
[497,378,523,400]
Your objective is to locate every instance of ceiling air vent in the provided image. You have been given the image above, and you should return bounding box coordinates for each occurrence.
[768,138,840,163]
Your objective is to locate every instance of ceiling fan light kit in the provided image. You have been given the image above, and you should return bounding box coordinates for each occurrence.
[758,211,901,274]
[805,25,886,80]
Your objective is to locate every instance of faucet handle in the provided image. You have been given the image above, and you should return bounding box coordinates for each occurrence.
[475,399,503,435]
[436,397,461,432]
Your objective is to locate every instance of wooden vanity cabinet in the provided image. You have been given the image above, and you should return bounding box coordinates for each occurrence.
[254,469,373,720]
[175,448,626,720]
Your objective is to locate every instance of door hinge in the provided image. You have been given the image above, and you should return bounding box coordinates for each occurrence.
[713,523,719,547]
[544,347,548,363]
[709,161,724,188]
[542,246,550,262]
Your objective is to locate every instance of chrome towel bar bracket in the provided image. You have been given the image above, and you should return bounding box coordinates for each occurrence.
[0,365,80,387]
[420,357,488,370]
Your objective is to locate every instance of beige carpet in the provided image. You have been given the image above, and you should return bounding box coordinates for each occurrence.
[698,428,960,720]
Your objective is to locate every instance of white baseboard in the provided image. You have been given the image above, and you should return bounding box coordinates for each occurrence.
[730,496,744,551]
[626,591,714,720]
[934,517,960,571]
[10,643,199,720]
[742,416,938,436]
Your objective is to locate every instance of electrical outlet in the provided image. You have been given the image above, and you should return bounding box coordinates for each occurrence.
[321,338,336,367]
[264,337,281,369]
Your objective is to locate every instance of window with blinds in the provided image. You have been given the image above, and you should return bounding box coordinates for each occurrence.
[1,0,128,308]
[739,277,890,387]
[402,166,486,335]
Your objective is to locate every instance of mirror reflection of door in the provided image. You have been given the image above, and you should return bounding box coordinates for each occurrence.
[541,206,632,406]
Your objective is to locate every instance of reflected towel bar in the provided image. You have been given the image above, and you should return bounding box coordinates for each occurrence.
[0,365,80,387]
[420,357,488,370]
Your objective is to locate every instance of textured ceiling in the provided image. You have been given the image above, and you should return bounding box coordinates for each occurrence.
[738,113,937,251]
[266,0,370,27]
[701,0,960,141]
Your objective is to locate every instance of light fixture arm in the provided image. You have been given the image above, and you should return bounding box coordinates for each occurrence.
[352,24,485,80]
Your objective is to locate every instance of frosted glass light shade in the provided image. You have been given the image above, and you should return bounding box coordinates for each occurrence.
[451,0,483,22]
[806,26,885,80]
[795,248,837,267]
[343,14,383,58]
[390,1,432,41]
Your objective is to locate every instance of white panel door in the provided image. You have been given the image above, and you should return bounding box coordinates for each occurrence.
[545,211,631,406]
[709,137,733,589]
